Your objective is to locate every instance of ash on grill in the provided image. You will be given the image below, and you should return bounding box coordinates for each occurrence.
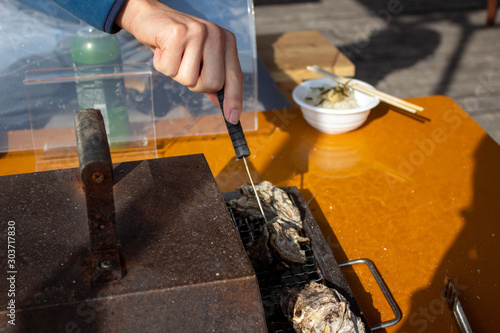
[225,182,367,333]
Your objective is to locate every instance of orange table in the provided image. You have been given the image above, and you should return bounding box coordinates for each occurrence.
[1,96,499,332]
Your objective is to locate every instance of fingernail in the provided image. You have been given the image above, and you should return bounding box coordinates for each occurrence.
[229,109,239,125]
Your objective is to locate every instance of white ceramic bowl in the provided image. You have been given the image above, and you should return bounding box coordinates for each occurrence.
[292,77,380,134]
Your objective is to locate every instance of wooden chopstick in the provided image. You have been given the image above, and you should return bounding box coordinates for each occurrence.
[348,81,424,113]
[306,66,424,114]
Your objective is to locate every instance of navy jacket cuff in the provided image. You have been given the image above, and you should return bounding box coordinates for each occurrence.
[104,0,128,33]
[50,0,127,33]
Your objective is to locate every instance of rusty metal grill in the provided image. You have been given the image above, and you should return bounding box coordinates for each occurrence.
[223,187,371,333]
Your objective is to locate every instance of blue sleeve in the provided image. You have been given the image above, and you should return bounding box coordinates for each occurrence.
[49,0,127,33]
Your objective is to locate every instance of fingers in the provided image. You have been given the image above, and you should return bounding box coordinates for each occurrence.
[154,22,243,124]
[152,25,186,77]
[202,32,243,124]
[171,23,206,87]
[221,30,243,124]
[153,20,225,91]
[192,26,225,92]
[118,1,244,123]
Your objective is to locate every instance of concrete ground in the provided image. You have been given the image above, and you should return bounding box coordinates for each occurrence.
[254,0,500,143]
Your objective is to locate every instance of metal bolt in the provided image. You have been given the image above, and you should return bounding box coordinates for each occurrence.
[99,260,116,271]
[92,172,104,183]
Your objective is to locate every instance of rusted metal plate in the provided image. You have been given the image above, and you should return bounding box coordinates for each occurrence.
[0,154,267,332]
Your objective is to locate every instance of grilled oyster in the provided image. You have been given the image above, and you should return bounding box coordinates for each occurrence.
[282,281,366,333]
[268,218,310,263]
[229,181,309,265]
[228,194,274,222]
[238,181,302,229]
[246,217,310,267]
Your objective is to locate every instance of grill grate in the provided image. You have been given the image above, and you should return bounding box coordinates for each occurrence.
[223,187,371,333]
[227,204,326,332]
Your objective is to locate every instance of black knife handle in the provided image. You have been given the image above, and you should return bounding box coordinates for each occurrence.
[217,89,250,159]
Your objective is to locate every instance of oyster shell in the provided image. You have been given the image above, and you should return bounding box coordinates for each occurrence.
[228,195,274,222]
[268,218,310,263]
[229,181,309,265]
[282,282,366,333]
[245,217,310,266]
[238,181,302,229]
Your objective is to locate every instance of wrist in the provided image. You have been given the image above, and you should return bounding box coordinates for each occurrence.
[116,0,160,34]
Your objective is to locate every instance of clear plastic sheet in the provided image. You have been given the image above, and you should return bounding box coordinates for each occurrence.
[0,0,258,153]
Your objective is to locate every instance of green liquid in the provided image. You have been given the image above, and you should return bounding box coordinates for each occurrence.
[71,27,130,149]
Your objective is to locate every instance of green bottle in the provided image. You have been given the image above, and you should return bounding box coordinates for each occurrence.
[71,26,130,148]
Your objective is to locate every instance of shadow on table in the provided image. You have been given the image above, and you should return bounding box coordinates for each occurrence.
[340,2,500,331]
[395,135,500,332]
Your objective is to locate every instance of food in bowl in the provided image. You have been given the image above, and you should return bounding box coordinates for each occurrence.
[304,81,360,110]
[292,78,380,134]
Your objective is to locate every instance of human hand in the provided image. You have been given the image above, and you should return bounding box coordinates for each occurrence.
[116,0,243,124]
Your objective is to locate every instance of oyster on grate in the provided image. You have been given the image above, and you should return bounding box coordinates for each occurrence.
[268,218,310,263]
[228,194,274,222]
[281,281,366,333]
[245,216,310,266]
[229,181,309,265]
[237,181,302,229]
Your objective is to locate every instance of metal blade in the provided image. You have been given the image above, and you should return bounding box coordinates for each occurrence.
[242,157,268,224]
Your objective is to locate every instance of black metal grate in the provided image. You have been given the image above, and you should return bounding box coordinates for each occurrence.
[226,204,326,332]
